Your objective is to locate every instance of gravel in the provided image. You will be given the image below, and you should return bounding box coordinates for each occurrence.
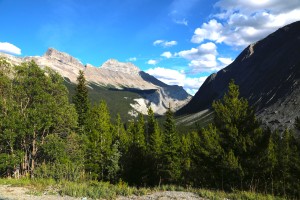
[0,185,205,200]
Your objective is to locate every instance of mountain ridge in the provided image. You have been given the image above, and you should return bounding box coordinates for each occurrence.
[0,49,191,116]
[177,21,300,131]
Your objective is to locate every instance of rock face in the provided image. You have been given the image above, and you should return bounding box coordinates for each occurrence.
[177,21,300,131]
[0,48,191,116]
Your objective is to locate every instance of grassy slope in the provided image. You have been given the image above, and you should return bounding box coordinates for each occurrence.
[65,81,143,121]
[0,178,286,200]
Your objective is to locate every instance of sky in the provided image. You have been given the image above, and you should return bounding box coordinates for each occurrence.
[0,0,300,95]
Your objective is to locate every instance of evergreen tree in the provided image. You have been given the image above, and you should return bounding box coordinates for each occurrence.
[196,125,223,188]
[276,129,300,197]
[212,80,263,189]
[179,134,192,184]
[147,107,162,155]
[135,114,146,150]
[146,107,162,185]
[160,105,181,184]
[85,101,116,181]
[122,115,148,185]
[73,70,89,128]
[114,114,130,153]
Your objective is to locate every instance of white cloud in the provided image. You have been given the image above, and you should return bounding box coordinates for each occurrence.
[153,40,164,46]
[164,40,178,47]
[146,67,208,95]
[146,67,185,86]
[191,19,224,44]
[215,0,300,14]
[218,57,233,65]
[128,57,137,62]
[184,76,208,95]
[177,42,217,60]
[161,51,172,59]
[153,40,178,48]
[0,42,21,55]
[174,18,188,26]
[190,0,300,48]
[147,59,158,65]
[176,42,221,72]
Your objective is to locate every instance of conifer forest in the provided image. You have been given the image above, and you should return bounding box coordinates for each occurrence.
[0,59,300,198]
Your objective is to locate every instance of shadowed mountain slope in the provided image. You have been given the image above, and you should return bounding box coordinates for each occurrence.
[177,21,300,131]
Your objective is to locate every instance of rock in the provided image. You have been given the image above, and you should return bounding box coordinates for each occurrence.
[0,49,191,115]
[177,21,300,131]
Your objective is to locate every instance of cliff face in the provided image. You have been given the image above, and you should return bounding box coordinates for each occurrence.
[177,21,300,130]
[0,48,191,116]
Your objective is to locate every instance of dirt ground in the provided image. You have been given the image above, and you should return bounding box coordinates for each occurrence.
[0,185,205,200]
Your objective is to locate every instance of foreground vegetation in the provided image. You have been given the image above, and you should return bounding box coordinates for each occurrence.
[0,178,286,200]
[0,59,299,199]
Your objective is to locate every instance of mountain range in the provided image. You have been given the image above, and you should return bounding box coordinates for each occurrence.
[1,21,299,131]
[177,21,300,131]
[0,49,191,118]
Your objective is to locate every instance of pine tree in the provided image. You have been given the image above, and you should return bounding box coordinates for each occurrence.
[73,70,89,128]
[146,106,162,185]
[122,115,148,185]
[85,101,114,181]
[135,114,146,150]
[147,107,162,155]
[160,105,181,184]
[197,125,223,188]
[211,80,262,189]
[276,129,300,197]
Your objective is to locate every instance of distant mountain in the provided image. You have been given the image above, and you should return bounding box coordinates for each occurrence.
[0,48,191,117]
[177,21,300,131]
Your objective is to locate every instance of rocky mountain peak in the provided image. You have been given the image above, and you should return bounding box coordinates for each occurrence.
[44,48,83,67]
[101,59,140,74]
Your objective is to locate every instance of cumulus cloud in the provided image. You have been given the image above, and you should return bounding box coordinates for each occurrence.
[184,76,208,95]
[177,42,217,60]
[191,20,224,44]
[191,0,300,48]
[0,42,21,55]
[218,57,233,65]
[153,40,178,48]
[147,59,158,65]
[146,67,208,95]
[146,67,185,86]
[215,0,300,14]
[176,42,222,72]
[161,51,173,59]
[128,57,137,62]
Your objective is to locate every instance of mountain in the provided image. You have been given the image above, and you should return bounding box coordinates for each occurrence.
[177,21,300,131]
[0,49,191,117]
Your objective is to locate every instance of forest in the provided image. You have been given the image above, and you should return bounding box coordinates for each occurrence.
[0,59,300,199]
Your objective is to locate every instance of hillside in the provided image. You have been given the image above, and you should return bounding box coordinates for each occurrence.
[0,49,191,118]
[177,21,300,131]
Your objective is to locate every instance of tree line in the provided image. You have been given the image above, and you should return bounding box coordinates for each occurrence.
[0,59,299,198]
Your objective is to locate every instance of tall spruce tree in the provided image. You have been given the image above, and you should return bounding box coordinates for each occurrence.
[73,70,89,128]
[147,107,162,155]
[161,105,181,184]
[209,80,262,189]
[146,106,162,185]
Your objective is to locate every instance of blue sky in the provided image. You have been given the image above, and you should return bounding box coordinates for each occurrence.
[1,0,300,94]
